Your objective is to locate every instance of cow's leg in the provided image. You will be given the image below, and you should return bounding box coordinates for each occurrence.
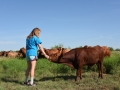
[75,69,79,81]
[75,66,82,81]
[96,62,101,78]
[78,66,83,80]
[100,61,103,78]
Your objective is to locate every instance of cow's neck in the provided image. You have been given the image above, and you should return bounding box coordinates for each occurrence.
[57,57,74,68]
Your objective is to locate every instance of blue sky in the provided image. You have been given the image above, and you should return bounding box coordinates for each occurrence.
[0,0,120,51]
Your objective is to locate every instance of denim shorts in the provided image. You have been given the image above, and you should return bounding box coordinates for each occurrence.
[26,56,37,61]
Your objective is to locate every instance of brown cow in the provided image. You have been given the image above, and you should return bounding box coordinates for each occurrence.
[49,45,111,81]
[6,51,18,58]
[62,48,70,55]
[44,48,60,55]
[38,48,46,58]
[18,47,26,58]
[102,46,111,57]
[37,47,70,58]
[37,48,58,58]
[0,51,7,57]
[0,51,4,56]
[44,47,70,56]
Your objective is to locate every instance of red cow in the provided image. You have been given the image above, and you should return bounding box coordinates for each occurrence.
[44,48,60,55]
[37,48,60,58]
[0,51,4,56]
[0,51,8,57]
[38,47,70,58]
[49,45,111,81]
[18,47,26,58]
[102,46,111,57]
[44,48,70,56]
[6,51,18,58]
[61,48,70,55]
[38,48,46,58]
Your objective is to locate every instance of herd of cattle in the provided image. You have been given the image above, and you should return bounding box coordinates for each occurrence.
[0,47,70,58]
[0,45,111,81]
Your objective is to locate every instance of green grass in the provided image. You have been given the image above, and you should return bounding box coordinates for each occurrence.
[0,51,120,90]
[103,51,120,74]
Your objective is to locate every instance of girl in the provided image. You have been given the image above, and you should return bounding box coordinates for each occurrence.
[24,27,49,86]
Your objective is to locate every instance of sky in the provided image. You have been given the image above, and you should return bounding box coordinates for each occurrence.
[0,0,120,51]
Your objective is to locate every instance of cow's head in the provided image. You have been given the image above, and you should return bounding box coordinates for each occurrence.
[102,46,111,57]
[49,47,63,62]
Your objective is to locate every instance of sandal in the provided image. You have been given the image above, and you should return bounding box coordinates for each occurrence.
[24,81,30,85]
[28,83,36,86]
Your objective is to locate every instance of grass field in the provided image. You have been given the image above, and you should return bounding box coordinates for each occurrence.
[0,51,120,90]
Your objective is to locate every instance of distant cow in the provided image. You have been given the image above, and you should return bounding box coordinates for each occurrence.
[18,47,26,58]
[44,47,70,56]
[49,45,111,81]
[37,48,59,58]
[62,48,70,55]
[6,51,18,58]
[38,48,46,58]
[37,47,70,58]
[0,51,7,57]
[44,48,60,56]
[0,51,4,56]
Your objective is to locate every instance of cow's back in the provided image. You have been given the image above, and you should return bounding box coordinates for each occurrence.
[75,46,104,66]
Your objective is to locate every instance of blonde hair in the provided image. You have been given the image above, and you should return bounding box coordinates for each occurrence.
[27,28,41,39]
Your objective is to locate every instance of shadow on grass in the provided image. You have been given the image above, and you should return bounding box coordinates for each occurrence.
[1,77,23,85]
[1,75,76,84]
[39,75,76,81]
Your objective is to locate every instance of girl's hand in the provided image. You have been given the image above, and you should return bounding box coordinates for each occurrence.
[45,54,49,59]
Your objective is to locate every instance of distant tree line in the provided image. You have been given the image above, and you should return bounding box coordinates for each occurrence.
[108,47,120,51]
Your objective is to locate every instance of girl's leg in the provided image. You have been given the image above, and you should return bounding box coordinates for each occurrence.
[24,61,31,83]
[30,60,36,85]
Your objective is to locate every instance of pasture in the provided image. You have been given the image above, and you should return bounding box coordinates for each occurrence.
[0,51,120,90]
